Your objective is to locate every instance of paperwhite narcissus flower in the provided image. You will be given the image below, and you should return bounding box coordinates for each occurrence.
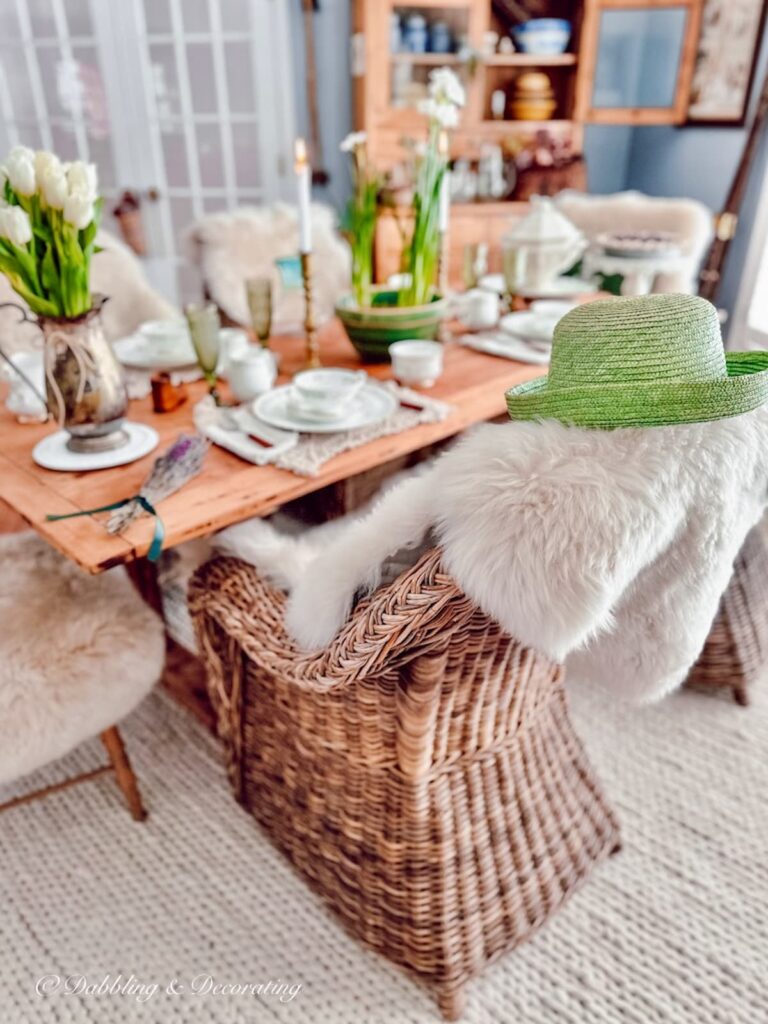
[0,205,32,246]
[63,190,94,230]
[417,98,460,130]
[428,67,466,109]
[40,165,69,209]
[340,131,367,153]
[66,161,98,201]
[5,148,36,196]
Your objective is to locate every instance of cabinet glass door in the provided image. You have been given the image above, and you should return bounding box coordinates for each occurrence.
[575,0,703,125]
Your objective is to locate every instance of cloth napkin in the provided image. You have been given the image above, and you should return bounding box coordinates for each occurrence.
[458,332,550,365]
[193,382,453,478]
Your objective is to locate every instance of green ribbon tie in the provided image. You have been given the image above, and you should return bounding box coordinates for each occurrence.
[46,495,165,563]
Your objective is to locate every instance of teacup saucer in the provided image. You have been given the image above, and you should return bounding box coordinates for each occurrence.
[253,383,397,434]
[32,422,159,471]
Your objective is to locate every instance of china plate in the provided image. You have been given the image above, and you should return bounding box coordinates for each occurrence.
[252,383,398,434]
[499,311,559,343]
[478,274,598,299]
[113,332,197,371]
[32,422,159,472]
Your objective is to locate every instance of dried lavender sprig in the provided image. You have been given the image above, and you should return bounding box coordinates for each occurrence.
[107,433,208,535]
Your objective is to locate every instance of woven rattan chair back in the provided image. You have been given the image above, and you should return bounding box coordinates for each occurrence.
[687,522,768,705]
[190,549,620,1020]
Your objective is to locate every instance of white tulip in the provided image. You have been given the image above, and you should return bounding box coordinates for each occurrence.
[63,190,94,230]
[0,205,32,246]
[35,149,62,183]
[40,165,69,209]
[66,160,98,201]
[5,149,36,196]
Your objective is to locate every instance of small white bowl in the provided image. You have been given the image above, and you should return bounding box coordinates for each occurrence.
[530,300,576,319]
[140,318,190,357]
[292,368,367,420]
[227,346,277,401]
[389,340,444,389]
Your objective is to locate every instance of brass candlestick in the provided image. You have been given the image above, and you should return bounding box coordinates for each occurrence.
[300,251,320,369]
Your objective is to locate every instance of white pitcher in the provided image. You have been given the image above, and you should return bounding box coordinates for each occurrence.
[502,196,585,292]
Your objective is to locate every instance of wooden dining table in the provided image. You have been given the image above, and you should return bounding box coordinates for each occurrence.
[0,320,544,576]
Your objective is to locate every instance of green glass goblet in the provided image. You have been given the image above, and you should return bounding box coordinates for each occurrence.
[246,276,273,348]
[185,302,221,403]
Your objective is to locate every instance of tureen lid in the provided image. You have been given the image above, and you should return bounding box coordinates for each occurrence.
[503,196,583,246]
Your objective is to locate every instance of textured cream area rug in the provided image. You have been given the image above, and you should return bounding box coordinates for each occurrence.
[1,681,766,1024]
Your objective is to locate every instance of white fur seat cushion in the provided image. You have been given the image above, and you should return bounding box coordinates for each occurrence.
[0,533,165,786]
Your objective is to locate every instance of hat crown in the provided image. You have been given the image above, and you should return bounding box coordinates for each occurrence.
[548,294,726,389]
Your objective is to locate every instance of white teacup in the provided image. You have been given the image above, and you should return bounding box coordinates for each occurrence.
[456,288,500,330]
[218,327,250,375]
[228,346,277,402]
[291,368,366,421]
[140,319,191,357]
[389,340,443,389]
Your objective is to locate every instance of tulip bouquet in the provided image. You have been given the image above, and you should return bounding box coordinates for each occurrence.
[0,145,102,319]
[340,131,379,308]
[399,67,465,307]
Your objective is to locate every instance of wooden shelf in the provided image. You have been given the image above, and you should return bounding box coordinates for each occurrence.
[484,53,577,66]
[391,52,462,64]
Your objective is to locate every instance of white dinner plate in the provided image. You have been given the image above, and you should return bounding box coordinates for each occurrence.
[517,276,598,299]
[32,422,159,471]
[252,383,398,434]
[113,333,197,371]
[499,311,559,343]
[478,274,598,299]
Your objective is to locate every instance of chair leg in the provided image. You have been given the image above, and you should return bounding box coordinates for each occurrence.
[100,726,147,821]
[436,983,466,1021]
[733,685,750,707]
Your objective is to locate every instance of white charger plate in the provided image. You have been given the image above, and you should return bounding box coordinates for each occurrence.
[32,422,159,471]
[113,333,197,371]
[253,383,397,434]
[478,274,598,299]
[499,311,558,343]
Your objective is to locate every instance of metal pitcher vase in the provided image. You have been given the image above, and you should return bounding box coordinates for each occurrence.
[40,295,129,453]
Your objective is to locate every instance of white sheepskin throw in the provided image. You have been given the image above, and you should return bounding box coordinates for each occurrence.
[0,533,165,786]
[0,229,176,357]
[555,190,713,293]
[216,409,768,703]
[185,202,351,327]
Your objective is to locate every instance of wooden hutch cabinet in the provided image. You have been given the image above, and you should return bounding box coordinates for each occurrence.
[351,0,704,284]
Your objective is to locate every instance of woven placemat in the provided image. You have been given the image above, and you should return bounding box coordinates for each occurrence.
[194,383,453,478]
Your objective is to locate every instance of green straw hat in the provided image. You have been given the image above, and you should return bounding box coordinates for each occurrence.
[505,293,768,429]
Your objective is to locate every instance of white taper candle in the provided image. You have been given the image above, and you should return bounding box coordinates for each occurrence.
[294,138,312,254]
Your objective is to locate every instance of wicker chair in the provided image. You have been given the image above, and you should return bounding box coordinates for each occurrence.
[190,549,620,1020]
[687,522,768,705]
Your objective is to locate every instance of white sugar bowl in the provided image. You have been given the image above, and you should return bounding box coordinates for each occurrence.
[227,346,277,401]
[389,340,444,389]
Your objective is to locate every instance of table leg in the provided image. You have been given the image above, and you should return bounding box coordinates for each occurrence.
[125,556,164,615]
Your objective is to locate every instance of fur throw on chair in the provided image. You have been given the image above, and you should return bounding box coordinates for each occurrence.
[216,409,768,703]
[185,202,351,328]
[554,190,713,293]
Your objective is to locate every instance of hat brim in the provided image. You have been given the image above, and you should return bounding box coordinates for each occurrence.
[505,351,768,428]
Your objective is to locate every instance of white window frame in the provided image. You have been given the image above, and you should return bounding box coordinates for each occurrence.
[730,161,768,350]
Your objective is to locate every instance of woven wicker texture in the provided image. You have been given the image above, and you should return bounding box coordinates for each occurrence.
[189,549,620,1019]
[505,294,768,428]
[687,523,768,705]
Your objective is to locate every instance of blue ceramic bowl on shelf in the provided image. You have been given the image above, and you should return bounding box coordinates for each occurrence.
[512,19,571,55]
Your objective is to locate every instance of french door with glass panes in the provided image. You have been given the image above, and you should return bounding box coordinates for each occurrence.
[0,0,297,305]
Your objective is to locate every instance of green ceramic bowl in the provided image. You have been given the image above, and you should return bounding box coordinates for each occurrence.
[336,290,447,362]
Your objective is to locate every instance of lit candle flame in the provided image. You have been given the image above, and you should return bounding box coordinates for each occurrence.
[294,137,308,173]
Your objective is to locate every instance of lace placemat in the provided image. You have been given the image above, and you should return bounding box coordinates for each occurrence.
[193,382,453,478]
